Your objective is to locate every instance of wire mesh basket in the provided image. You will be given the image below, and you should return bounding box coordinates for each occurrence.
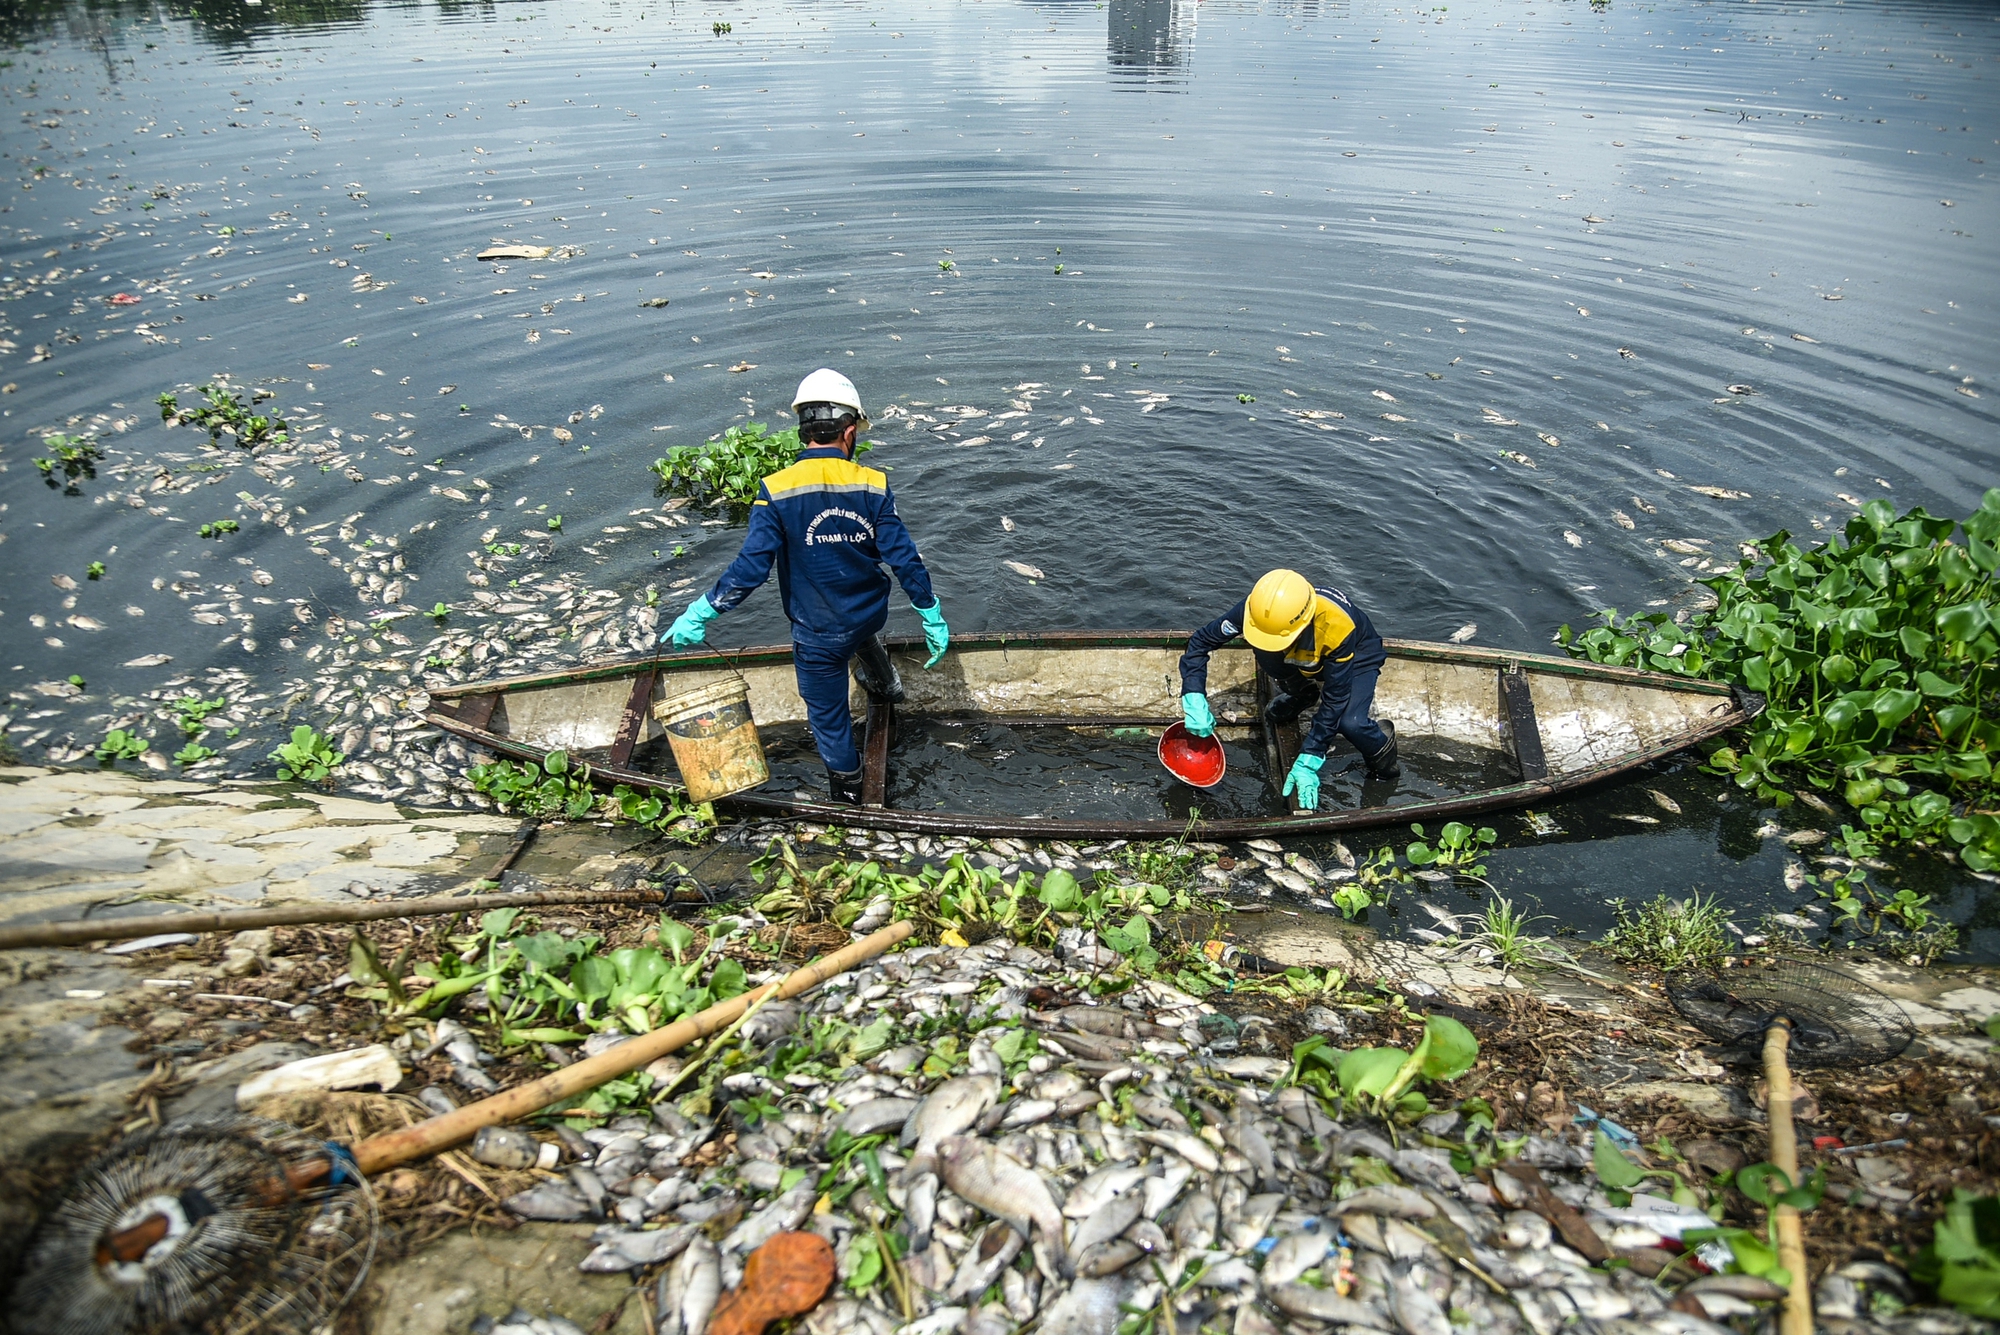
[1666,958,1917,1069]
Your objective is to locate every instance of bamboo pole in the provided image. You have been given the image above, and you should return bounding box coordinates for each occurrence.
[0,886,676,952]
[1762,1022,1814,1335]
[348,920,914,1175]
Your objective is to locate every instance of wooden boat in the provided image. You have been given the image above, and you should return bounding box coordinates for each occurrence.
[425,631,1757,839]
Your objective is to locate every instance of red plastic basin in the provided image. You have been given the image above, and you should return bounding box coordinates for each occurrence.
[1158,722,1226,788]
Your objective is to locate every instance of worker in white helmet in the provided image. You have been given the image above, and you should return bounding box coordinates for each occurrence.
[1177,569,1396,812]
[663,369,949,804]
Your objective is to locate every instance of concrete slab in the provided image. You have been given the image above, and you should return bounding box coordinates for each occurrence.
[297,793,408,822]
[0,828,159,875]
[163,840,269,868]
[366,831,459,866]
[407,813,520,834]
[184,789,296,808]
[0,811,61,838]
[206,878,270,903]
[243,827,377,855]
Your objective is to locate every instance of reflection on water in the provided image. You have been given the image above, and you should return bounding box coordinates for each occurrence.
[1108,0,1196,87]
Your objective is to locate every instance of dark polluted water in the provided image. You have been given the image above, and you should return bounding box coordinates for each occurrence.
[0,0,1994,955]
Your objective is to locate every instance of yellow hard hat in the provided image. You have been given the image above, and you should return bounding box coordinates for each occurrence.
[1242,569,1316,650]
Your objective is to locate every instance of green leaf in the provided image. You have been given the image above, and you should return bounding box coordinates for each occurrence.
[1734,1162,1788,1207]
[1821,653,1856,685]
[1918,670,1965,699]
[1593,1126,1648,1190]
[658,918,696,962]
[1337,1047,1409,1100]
[1418,1014,1479,1081]
[1939,601,1993,643]
[1037,868,1081,911]
[481,908,522,939]
[1901,625,1935,658]
[1872,688,1922,731]
[571,955,616,1003]
[709,958,748,1000]
[517,931,573,971]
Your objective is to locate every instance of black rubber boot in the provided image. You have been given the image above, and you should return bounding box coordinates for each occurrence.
[1364,719,1400,780]
[1265,681,1321,726]
[827,767,865,805]
[851,635,905,704]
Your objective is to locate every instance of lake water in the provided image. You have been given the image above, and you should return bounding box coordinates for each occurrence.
[0,0,1994,954]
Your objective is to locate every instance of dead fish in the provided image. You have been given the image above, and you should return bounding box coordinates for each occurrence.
[1564,530,1584,548]
[1140,1158,1191,1219]
[1415,902,1461,933]
[1002,559,1045,580]
[1067,1187,1144,1262]
[1264,865,1313,896]
[1054,1006,1132,1038]
[1246,838,1283,854]
[1224,1190,1286,1253]
[1448,623,1477,643]
[1332,1185,1438,1220]
[1037,1277,1130,1335]
[1064,1162,1149,1220]
[1135,1128,1219,1174]
[1225,1106,1276,1182]
[1170,1186,1218,1251]
[938,1136,1068,1273]
[1267,1282,1393,1329]
[1612,510,1635,529]
[948,1222,1024,1301]
[1263,1228,1332,1286]
[1502,450,1536,468]
[679,1235,720,1335]
[905,1169,940,1252]
[1328,839,1356,869]
[1613,814,1661,825]
[1001,515,1016,532]
[1538,433,1561,448]
[1392,1267,1454,1335]
[1783,861,1809,893]
[902,1074,1001,1179]
[1075,1237,1144,1278]
[1127,1091,1187,1131]
[1648,789,1682,814]
[1372,390,1397,402]
[1284,851,1324,880]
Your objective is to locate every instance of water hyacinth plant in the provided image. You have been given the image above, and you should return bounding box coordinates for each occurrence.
[651,421,873,510]
[1561,492,2000,869]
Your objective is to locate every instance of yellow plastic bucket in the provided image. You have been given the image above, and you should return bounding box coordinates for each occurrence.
[651,677,769,802]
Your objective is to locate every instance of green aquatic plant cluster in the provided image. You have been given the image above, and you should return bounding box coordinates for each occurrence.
[95,728,149,763]
[467,748,597,819]
[1599,892,1733,971]
[271,724,344,784]
[1561,493,2000,870]
[158,383,290,449]
[651,420,873,509]
[466,749,718,840]
[33,432,103,490]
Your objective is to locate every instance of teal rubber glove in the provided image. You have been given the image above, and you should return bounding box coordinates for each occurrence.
[1283,753,1326,812]
[915,599,949,668]
[664,594,719,648]
[1181,693,1215,738]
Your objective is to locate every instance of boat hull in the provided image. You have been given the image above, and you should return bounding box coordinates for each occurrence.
[425,631,1750,838]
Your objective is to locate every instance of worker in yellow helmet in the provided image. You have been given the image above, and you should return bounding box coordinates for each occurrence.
[1177,569,1395,811]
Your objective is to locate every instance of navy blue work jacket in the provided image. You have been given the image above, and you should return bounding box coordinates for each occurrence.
[1178,584,1387,756]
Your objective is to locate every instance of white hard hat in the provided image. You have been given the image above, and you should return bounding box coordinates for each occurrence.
[793,367,866,423]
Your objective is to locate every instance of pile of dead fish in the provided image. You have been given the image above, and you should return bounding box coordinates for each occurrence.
[463,939,1954,1335]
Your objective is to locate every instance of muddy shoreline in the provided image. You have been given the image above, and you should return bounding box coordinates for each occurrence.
[3,764,1998,1333]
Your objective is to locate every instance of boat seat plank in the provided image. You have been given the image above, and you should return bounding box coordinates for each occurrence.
[1499,666,1550,782]
[454,692,500,733]
[608,669,658,768]
[861,699,892,808]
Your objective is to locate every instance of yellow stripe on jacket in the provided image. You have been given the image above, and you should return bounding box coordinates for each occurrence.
[1281,595,1358,670]
[761,455,889,502]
